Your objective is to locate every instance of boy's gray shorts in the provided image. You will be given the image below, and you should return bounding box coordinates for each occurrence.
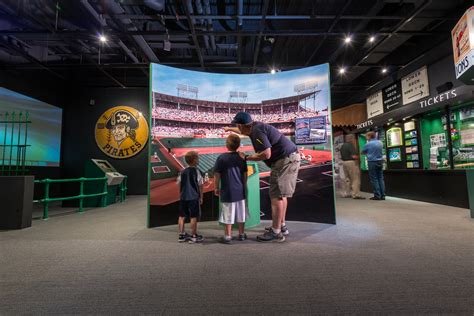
[269,152,301,199]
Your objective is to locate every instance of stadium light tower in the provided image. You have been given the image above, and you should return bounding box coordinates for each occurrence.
[177,84,198,99]
[294,80,320,112]
[228,91,248,103]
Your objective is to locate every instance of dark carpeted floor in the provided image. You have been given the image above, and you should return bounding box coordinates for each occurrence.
[1,195,473,314]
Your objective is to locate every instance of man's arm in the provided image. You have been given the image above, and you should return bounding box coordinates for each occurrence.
[361,143,368,155]
[241,148,271,162]
[214,172,221,196]
[224,127,241,134]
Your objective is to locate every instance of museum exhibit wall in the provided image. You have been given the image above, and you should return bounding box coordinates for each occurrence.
[61,86,149,195]
[148,63,335,228]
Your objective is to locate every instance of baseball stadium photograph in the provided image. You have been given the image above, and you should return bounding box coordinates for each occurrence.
[149,64,335,229]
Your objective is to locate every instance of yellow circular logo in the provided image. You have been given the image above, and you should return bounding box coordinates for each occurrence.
[95,106,149,159]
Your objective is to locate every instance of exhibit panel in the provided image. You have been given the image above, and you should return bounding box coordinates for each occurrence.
[353,70,474,207]
[148,64,336,228]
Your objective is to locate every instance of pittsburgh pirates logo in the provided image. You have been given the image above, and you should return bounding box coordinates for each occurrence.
[95,106,149,159]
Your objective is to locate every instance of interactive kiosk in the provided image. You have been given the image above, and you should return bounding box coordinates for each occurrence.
[84,159,125,207]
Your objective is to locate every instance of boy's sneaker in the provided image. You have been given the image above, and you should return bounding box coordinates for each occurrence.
[178,232,191,242]
[257,228,285,243]
[265,225,289,236]
[218,236,232,244]
[188,234,204,243]
[238,233,247,241]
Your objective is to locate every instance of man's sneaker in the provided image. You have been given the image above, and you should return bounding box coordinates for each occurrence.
[178,232,191,242]
[238,233,247,241]
[218,236,232,244]
[188,234,204,243]
[257,229,285,242]
[265,225,289,236]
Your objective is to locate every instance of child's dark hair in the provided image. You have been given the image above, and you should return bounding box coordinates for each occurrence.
[226,134,241,152]
[185,151,199,166]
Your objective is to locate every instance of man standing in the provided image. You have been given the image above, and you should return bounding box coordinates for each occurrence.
[362,131,385,200]
[225,112,300,242]
[340,134,365,200]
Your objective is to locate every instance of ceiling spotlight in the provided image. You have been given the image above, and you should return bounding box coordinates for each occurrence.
[339,67,346,74]
[382,68,388,74]
[99,35,107,43]
[271,69,276,74]
[369,36,375,43]
[344,36,352,44]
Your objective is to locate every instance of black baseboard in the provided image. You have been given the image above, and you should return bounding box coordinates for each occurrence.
[361,170,468,208]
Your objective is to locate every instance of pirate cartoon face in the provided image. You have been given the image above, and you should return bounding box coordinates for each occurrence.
[106,110,139,147]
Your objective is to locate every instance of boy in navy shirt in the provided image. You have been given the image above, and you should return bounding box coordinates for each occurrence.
[214,134,248,244]
[177,151,204,243]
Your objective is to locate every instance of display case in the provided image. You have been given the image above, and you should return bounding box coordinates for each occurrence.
[420,110,451,170]
[451,102,474,169]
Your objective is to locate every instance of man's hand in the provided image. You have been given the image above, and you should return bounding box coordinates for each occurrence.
[239,152,247,160]
[223,127,232,132]
[214,189,220,197]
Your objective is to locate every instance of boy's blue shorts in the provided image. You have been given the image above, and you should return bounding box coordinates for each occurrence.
[179,199,200,218]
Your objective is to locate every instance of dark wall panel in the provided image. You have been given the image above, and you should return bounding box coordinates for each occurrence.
[361,170,468,208]
[61,87,149,195]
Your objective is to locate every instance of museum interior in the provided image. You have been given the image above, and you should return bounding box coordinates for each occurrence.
[0,0,473,314]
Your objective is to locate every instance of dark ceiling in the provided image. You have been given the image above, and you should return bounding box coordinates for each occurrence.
[0,0,471,109]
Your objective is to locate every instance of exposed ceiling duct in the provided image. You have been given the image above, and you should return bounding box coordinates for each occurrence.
[144,0,165,12]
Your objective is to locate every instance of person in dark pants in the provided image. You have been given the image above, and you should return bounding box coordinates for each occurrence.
[362,131,385,200]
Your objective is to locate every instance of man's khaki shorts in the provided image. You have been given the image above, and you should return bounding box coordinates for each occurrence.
[269,152,301,199]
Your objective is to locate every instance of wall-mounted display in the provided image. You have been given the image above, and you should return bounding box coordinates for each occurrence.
[387,127,403,147]
[389,148,402,162]
[452,6,474,83]
[404,121,416,131]
[295,116,327,144]
[430,133,447,148]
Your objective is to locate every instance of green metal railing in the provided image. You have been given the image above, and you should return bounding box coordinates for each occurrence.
[1,111,31,176]
[33,176,128,220]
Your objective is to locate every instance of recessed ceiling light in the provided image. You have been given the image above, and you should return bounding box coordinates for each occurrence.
[369,36,375,43]
[99,35,107,43]
[339,67,346,74]
[344,36,352,44]
[382,68,388,73]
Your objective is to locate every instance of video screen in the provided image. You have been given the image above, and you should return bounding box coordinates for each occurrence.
[0,87,62,167]
[295,116,327,145]
[389,148,402,162]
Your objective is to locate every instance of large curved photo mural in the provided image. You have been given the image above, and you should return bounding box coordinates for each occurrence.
[148,64,335,227]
